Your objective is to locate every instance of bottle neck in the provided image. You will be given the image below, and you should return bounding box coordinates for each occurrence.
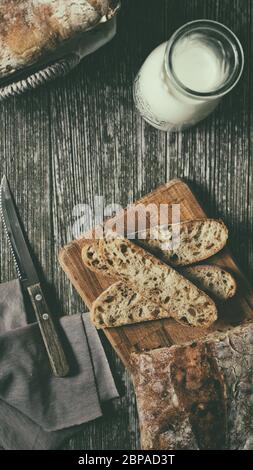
[162,54,214,104]
[164,20,244,103]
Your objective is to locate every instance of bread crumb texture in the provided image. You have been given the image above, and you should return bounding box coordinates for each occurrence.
[100,233,217,328]
[91,281,170,328]
[181,265,236,301]
[139,219,228,266]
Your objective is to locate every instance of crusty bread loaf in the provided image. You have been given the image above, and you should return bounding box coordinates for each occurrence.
[131,322,253,450]
[0,0,117,80]
[131,340,227,450]
[98,233,217,328]
[137,219,228,266]
[181,265,236,301]
[91,281,170,328]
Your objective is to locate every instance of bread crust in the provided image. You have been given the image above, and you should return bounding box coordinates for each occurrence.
[131,322,253,450]
[0,0,116,80]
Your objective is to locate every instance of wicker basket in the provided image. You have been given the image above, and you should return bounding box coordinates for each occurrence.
[0,5,120,101]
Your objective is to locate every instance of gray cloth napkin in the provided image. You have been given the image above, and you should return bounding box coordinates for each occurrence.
[0,279,118,450]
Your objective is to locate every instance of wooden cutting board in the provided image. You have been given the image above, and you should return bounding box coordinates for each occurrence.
[59,179,253,370]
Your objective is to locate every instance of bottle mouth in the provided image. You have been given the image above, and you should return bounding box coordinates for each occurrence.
[165,19,244,99]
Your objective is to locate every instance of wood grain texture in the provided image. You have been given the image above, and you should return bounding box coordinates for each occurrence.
[59,179,253,366]
[0,0,252,451]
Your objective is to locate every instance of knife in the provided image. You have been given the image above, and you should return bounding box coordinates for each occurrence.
[0,175,69,377]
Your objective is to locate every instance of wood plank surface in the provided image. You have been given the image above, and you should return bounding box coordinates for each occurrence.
[0,0,252,451]
[59,178,253,367]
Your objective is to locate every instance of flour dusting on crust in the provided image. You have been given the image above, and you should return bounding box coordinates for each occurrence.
[0,0,114,79]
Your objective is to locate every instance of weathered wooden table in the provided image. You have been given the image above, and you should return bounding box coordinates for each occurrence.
[0,0,252,450]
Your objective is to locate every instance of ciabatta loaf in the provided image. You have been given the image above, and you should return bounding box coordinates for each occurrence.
[98,233,217,328]
[138,219,228,266]
[91,281,169,328]
[0,0,118,80]
[131,323,253,449]
[181,265,236,301]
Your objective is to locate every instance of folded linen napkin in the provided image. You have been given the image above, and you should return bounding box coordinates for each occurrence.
[0,279,118,450]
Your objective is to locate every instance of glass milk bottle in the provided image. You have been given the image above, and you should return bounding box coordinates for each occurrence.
[133,20,244,132]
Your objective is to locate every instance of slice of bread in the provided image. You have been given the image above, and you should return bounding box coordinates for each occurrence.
[91,281,170,328]
[91,265,236,329]
[82,242,236,302]
[98,233,217,328]
[137,219,228,266]
[181,265,236,301]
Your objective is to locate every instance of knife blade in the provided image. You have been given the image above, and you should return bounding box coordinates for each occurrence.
[0,175,69,377]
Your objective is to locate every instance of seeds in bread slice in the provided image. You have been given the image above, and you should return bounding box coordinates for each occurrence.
[137,219,228,266]
[99,233,218,328]
[91,264,236,329]
[91,281,170,328]
[82,241,116,276]
[181,265,236,301]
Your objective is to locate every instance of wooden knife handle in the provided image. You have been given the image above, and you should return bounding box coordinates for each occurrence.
[28,283,69,377]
